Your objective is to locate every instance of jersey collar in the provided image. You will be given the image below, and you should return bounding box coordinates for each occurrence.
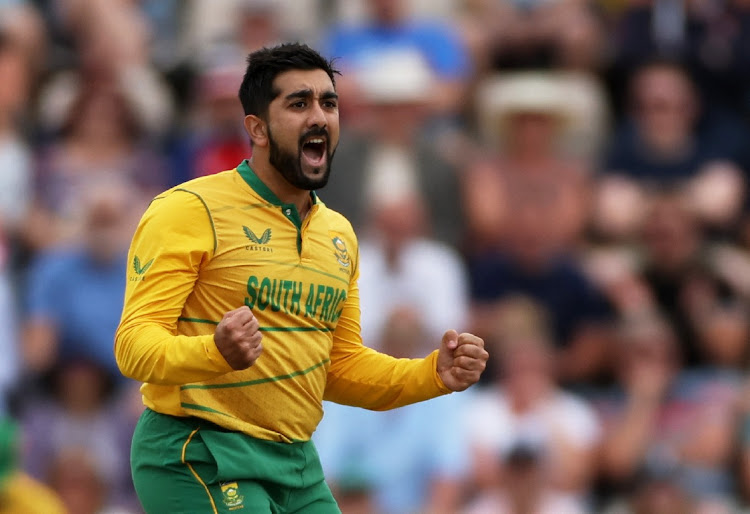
[236,160,319,207]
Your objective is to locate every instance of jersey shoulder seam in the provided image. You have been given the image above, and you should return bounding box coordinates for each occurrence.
[173,187,218,254]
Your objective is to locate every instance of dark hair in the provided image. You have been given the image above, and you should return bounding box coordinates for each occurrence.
[238,42,339,118]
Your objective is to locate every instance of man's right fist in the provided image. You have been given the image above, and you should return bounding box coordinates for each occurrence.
[214,306,263,370]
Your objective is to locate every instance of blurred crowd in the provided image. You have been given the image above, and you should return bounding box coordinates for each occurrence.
[3,0,750,512]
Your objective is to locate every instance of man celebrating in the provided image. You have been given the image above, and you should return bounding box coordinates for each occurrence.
[115,43,488,514]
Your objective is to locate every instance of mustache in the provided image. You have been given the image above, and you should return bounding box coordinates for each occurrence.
[298,127,329,146]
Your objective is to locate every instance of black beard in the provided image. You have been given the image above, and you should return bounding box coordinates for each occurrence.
[268,127,335,191]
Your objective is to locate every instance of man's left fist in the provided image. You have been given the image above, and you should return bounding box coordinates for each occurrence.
[437,330,488,392]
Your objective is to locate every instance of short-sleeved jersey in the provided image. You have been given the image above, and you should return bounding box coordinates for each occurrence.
[115,161,450,442]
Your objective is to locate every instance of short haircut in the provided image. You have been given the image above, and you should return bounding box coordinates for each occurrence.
[238,42,339,118]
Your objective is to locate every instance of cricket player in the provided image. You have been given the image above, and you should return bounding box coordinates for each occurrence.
[115,42,488,514]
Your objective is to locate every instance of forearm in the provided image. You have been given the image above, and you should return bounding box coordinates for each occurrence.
[324,349,451,410]
[602,397,660,478]
[551,448,596,491]
[115,322,232,385]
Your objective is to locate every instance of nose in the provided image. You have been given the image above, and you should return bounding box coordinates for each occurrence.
[307,102,327,128]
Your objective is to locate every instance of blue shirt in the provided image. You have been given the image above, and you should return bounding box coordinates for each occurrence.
[25,249,127,377]
[321,20,471,80]
[314,392,471,514]
[468,252,612,346]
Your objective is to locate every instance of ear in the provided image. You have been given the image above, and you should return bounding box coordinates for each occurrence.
[244,115,268,148]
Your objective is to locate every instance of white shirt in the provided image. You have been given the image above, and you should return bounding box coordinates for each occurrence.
[464,387,601,457]
[357,237,469,350]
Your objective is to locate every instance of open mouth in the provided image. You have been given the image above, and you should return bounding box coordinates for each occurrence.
[301,137,327,168]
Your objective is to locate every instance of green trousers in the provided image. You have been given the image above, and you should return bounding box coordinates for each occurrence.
[130,408,340,514]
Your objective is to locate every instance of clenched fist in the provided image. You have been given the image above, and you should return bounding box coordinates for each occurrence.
[437,330,488,392]
[214,306,263,370]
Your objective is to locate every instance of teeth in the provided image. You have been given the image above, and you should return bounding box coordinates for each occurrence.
[307,138,324,144]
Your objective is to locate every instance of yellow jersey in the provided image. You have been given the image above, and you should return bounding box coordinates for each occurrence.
[0,472,67,514]
[115,161,450,442]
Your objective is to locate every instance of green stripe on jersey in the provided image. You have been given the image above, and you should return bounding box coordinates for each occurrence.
[259,326,333,332]
[178,317,219,325]
[180,403,233,418]
[177,317,333,332]
[180,358,330,391]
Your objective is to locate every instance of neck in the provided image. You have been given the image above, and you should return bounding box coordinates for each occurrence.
[249,156,312,219]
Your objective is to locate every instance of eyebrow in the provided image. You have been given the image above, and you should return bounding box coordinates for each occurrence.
[284,89,339,101]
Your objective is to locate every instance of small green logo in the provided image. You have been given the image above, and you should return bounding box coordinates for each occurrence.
[243,226,272,245]
[221,482,244,510]
[133,256,154,275]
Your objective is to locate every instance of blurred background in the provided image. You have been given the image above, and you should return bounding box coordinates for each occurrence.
[3,0,750,512]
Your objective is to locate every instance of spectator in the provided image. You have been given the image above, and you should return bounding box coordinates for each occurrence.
[36,0,175,136]
[600,61,748,234]
[322,54,465,247]
[21,359,136,512]
[356,167,469,351]
[47,447,137,514]
[595,311,740,512]
[464,71,615,384]
[462,297,601,510]
[320,0,471,116]
[465,71,598,253]
[638,192,743,367]
[22,182,138,379]
[27,80,168,251]
[315,308,472,514]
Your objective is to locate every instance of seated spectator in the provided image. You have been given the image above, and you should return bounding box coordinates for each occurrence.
[464,71,614,384]
[22,182,138,379]
[462,297,601,509]
[320,0,471,116]
[26,78,168,251]
[356,167,469,352]
[595,311,740,511]
[37,0,175,135]
[464,185,613,383]
[47,447,137,514]
[638,192,744,366]
[606,60,714,183]
[599,61,748,236]
[323,55,465,247]
[465,71,599,253]
[466,247,614,384]
[20,358,136,513]
[314,308,472,514]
